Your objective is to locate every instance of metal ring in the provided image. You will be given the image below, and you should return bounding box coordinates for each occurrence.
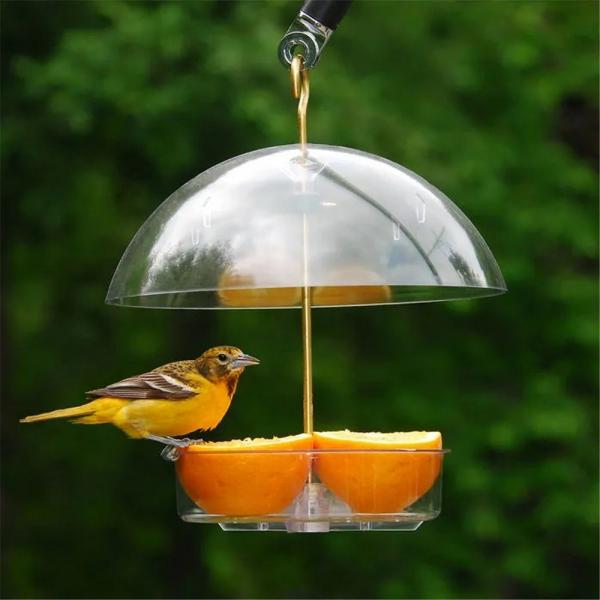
[279,34,319,68]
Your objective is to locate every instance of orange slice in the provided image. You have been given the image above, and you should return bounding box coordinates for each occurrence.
[177,434,312,516]
[218,269,392,308]
[218,273,301,307]
[312,267,392,306]
[314,431,443,513]
[312,284,391,306]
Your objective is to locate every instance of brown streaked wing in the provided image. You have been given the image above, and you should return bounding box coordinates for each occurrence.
[86,371,197,400]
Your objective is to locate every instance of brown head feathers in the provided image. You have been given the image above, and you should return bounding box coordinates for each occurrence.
[195,346,259,397]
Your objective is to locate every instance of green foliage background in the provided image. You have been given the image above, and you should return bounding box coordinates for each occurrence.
[2,1,598,598]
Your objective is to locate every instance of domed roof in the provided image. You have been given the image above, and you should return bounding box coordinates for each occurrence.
[106,144,506,309]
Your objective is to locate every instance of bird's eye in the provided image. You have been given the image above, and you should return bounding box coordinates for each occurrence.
[217,353,228,363]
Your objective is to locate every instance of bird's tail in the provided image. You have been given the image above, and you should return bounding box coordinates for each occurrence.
[20,399,125,425]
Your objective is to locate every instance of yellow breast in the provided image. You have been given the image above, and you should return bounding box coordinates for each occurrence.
[114,380,233,437]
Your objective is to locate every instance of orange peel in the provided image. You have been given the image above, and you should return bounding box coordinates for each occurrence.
[177,434,312,516]
[314,430,443,513]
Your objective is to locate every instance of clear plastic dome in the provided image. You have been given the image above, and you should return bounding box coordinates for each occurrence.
[106,144,506,309]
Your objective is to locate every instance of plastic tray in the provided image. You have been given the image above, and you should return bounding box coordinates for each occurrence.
[173,448,448,533]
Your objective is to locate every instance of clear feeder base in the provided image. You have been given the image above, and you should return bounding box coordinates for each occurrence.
[176,458,444,534]
[183,510,431,533]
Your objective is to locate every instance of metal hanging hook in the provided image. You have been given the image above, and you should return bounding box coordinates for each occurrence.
[290,54,310,151]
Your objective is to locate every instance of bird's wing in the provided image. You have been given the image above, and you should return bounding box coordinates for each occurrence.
[86,371,197,400]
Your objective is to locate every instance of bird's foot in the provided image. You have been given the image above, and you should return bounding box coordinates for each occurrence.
[147,435,202,462]
[161,445,182,462]
[146,434,198,448]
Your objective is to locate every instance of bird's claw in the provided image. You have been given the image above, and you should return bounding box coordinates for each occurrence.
[161,445,182,462]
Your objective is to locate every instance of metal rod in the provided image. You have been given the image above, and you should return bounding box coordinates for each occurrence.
[291,53,314,434]
[290,55,310,154]
[297,68,309,152]
[302,213,313,434]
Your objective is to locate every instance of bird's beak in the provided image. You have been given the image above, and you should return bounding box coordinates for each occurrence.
[231,353,260,368]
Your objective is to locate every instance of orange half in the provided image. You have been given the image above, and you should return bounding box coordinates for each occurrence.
[314,431,443,513]
[312,267,392,306]
[177,434,312,516]
[218,273,301,307]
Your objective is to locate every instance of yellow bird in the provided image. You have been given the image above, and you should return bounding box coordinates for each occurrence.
[20,346,259,447]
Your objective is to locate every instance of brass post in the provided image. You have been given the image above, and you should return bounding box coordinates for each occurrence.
[302,214,313,434]
[291,54,313,434]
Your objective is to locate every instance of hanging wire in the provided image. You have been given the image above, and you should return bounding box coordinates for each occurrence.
[290,54,310,153]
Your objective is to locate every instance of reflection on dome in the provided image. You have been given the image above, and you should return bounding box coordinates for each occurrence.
[107,144,506,309]
[218,273,301,308]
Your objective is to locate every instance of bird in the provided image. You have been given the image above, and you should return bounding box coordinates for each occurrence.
[20,346,259,447]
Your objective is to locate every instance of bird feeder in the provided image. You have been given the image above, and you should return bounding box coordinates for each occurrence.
[106,0,505,533]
